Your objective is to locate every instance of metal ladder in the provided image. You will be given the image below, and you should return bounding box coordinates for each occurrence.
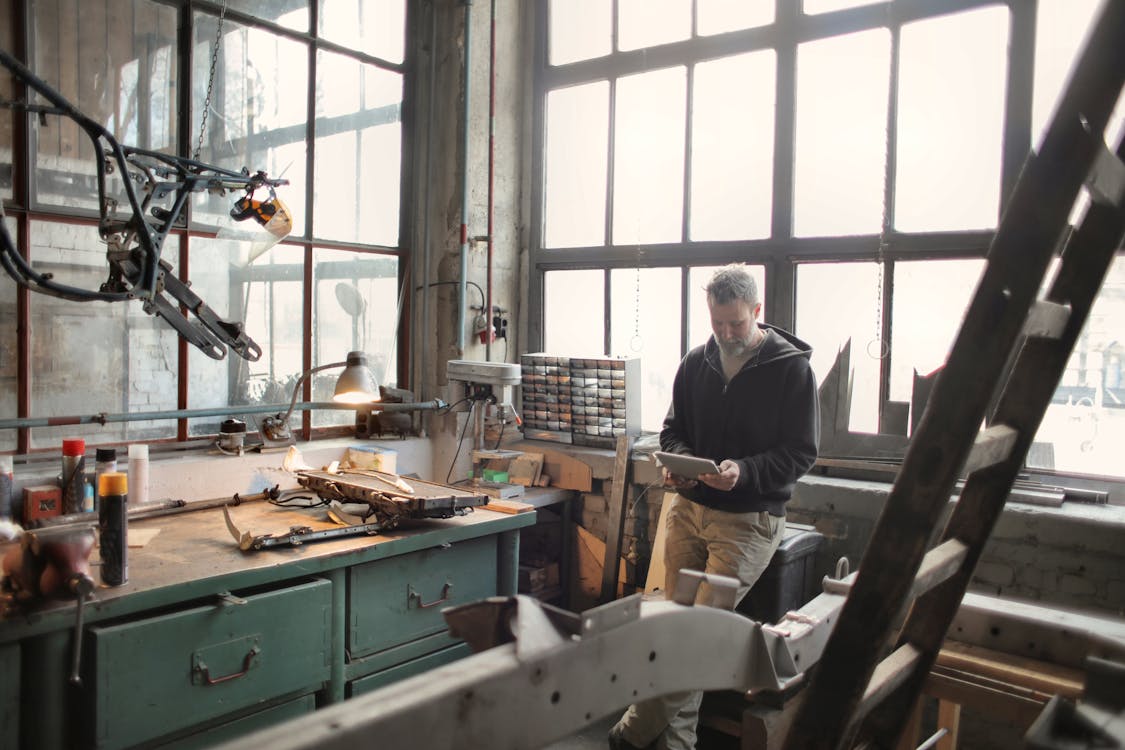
[782,3,1125,748]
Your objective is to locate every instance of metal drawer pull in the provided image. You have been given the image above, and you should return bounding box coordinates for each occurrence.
[408,582,453,609]
[194,646,260,685]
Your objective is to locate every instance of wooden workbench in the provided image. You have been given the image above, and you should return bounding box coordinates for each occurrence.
[0,500,536,749]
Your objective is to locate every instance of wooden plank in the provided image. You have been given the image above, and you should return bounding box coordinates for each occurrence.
[643,491,676,595]
[935,642,1084,698]
[962,424,1019,475]
[909,539,968,600]
[600,434,633,604]
[936,700,960,750]
[538,448,593,492]
[484,499,534,515]
[574,523,627,611]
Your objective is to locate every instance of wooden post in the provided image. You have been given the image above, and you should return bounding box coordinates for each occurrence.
[601,434,634,603]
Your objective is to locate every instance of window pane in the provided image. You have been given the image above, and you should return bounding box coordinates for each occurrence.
[544,82,609,248]
[544,270,605,355]
[1033,0,1101,145]
[698,0,773,36]
[187,238,303,437]
[796,262,881,433]
[1033,256,1125,479]
[0,216,17,452]
[895,7,1008,232]
[803,0,881,14]
[314,51,402,246]
[32,0,178,211]
[312,249,399,428]
[688,265,766,349]
[192,15,309,234]
[549,0,611,65]
[610,268,681,432]
[1,2,17,203]
[612,67,687,245]
[619,0,690,52]
[888,259,985,413]
[29,220,177,448]
[225,0,309,32]
[320,0,405,63]
[794,28,890,237]
[691,51,775,241]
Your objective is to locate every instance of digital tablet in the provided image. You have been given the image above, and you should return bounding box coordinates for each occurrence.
[653,451,722,478]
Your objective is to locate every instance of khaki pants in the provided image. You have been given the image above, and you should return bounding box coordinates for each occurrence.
[613,494,785,750]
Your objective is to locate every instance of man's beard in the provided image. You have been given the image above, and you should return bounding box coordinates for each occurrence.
[717,334,756,358]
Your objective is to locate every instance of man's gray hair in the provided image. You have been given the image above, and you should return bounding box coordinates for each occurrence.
[705,264,759,307]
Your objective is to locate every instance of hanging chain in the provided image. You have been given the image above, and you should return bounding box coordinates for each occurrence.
[631,264,643,351]
[194,0,229,160]
[869,23,896,361]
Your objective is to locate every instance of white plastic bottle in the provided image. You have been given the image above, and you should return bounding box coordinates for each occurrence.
[128,444,150,506]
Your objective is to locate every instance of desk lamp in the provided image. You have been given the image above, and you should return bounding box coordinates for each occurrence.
[260,351,381,445]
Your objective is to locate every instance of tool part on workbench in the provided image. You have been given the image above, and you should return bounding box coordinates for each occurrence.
[93,447,117,512]
[222,505,383,551]
[61,438,86,515]
[296,470,486,525]
[128,444,149,506]
[98,472,128,586]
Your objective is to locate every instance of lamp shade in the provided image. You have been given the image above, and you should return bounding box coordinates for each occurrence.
[333,351,381,404]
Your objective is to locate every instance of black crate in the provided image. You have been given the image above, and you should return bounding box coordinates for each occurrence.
[738,524,824,624]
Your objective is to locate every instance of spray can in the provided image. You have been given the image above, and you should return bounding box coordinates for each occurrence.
[128,444,149,506]
[94,448,118,513]
[98,472,128,586]
[62,439,87,515]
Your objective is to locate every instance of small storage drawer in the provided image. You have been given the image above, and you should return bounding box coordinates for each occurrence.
[348,536,497,659]
[87,577,332,750]
[154,692,316,749]
[348,643,471,697]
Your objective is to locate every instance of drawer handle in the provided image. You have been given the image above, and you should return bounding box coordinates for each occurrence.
[408,582,453,609]
[194,646,260,685]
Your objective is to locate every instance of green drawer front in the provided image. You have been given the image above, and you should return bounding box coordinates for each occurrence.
[348,642,471,697]
[348,535,498,658]
[89,578,332,750]
[154,692,316,750]
[0,643,18,750]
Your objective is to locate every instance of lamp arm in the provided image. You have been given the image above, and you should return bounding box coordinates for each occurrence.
[281,360,348,424]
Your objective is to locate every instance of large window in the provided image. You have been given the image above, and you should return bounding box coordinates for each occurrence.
[532,0,1125,483]
[0,0,408,452]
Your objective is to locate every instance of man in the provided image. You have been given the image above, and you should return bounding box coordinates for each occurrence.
[609,263,819,750]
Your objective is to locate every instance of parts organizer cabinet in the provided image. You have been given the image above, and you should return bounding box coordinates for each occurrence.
[0,500,534,749]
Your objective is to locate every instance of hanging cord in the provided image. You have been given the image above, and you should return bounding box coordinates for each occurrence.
[194,0,229,160]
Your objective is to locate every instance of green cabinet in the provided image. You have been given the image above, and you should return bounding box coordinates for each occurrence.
[0,643,18,749]
[86,578,332,750]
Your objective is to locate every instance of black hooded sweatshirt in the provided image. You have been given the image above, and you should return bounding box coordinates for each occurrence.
[659,323,820,516]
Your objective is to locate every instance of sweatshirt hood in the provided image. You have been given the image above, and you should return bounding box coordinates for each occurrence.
[704,322,812,371]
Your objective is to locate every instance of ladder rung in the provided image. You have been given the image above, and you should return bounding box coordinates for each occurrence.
[963,425,1019,474]
[910,539,969,599]
[859,644,922,718]
[1087,142,1125,208]
[1022,300,1072,339]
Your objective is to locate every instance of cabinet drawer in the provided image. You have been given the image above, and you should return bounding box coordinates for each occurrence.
[349,643,471,697]
[88,578,332,750]
[154,692,316,749]
[348,536,497,658]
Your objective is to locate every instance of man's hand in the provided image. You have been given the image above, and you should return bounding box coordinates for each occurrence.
[662,466,697,490]
[699,459,739,491]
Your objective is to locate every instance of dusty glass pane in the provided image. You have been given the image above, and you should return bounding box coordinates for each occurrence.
[619,0,690,52]
[225,0,309,32]
[312,248,399,428]
[888,259,985,420]
[187,237,303,437]
[314,50,402,246]
[612,67,687,246]
[320,0,405,63]
[1033,0,1100,145]
[794,28,890,237]
[895,7,1008,232]
[795,262,881,434]
[610,267,680,432]
[29,220,178,448]
[0,0,13,203]
[691,51,775,241]
[544,270,606,356]
[803,0,881,14]
[544,82,609,248]
[191,13,309,234]
[31,0,178,212]
[0,216,15,452]
[697,0,773,36]
[688,265,766,350]
[1033,255,1125,479]
[549,0,611,66]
